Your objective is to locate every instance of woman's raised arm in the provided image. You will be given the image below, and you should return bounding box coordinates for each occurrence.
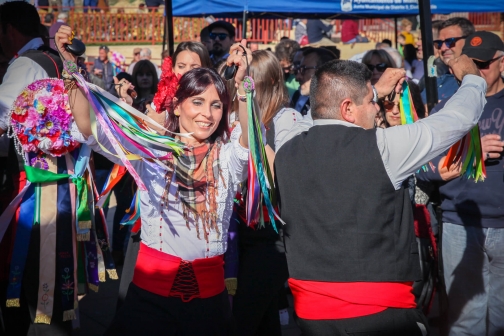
[55,25,92,138]
[226,40,253,149]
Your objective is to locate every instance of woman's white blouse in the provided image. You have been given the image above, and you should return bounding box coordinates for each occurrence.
[71,122,249,261]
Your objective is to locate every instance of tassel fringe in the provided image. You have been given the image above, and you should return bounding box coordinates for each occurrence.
[34,314,51,324]
[63,309,76,321]
[78,220,92,230]
[225,278,237,296]
[107,269,119,280]
[99,271,106,282]
[76,232,90,241]
[88,283,99,292]
[6,298,20,307]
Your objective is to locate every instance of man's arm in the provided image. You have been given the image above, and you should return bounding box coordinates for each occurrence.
[317,20,333,34]
[379,74,487,189]
[0,58,48,136]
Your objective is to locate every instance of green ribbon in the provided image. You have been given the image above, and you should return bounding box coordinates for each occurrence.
[25,165,91,225]
[71,177,91,223]
[25,165,71,183]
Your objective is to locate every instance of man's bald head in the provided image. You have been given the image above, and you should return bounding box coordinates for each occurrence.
[310,60,372,120]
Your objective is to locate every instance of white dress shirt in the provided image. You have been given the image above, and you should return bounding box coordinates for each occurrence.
[278,75,487,190]
[0,38,46,132]
[273,107,303,151]
[72,123,249,261]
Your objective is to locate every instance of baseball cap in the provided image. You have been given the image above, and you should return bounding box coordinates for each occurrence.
[207,21,235,38]
[99,45,110,53]
[462,31,504,62]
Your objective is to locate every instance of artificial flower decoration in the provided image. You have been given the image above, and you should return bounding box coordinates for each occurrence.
[9,78,79,157]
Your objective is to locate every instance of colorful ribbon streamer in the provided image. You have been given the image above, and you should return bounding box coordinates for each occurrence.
[68,67,186,192]
[96,164,128,209]
[443,126,486,182]
[120,189,141,226]
[399,82,434,173]
[243,77,284,230]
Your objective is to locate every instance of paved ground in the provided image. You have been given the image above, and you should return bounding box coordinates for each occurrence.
[72,197,440,336]
[72,198,302,336]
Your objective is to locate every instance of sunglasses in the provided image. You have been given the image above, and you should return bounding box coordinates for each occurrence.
[473,56,503,70]
[433,36,467,50]
[383,100,399,110]
[209,33,229,41]
[366,63,388,72]
[134,52,140,56]
[297,65,317,75]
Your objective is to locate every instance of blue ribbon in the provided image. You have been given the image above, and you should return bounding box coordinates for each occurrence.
[6,183,36,304]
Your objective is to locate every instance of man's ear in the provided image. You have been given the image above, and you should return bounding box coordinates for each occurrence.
[499,56,504,73]
[340,98,355,123]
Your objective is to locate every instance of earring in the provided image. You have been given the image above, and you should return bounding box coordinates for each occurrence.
[174,110,180,116]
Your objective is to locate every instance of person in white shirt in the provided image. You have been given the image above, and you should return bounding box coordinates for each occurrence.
[140,47,162,78]
[56,25,253,334]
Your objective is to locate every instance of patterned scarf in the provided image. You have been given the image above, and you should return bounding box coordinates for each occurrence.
[164,138,224,242]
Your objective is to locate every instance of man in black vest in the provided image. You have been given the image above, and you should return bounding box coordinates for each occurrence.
[0,2,69,336]
[275,57,486,335]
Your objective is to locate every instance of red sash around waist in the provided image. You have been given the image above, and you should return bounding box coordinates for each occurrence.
[133,243,225,302]
[289,278,416,320]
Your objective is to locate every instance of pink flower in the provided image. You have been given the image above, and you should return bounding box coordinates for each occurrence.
[52,138,64,149]
[22,143,38,152]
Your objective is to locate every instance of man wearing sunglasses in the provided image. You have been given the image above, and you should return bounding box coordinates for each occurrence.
[291,47,336,116]
[127,47,142,75]
[207,21,235,66]
[421,17,475,104]
[417,31,504,336]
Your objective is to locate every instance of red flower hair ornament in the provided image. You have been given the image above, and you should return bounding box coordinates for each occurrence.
[152,56,180,114]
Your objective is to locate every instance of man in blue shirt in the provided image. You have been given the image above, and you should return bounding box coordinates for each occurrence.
[421,17,475,103]
[417,32,504,336]
[92,45,115,95]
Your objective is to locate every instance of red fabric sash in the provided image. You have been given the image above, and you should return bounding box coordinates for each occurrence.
[289,278,416,320]
[133,243,225,301]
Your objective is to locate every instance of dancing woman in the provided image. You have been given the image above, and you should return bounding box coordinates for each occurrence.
[117,41,213,310]
[55,25,252,335]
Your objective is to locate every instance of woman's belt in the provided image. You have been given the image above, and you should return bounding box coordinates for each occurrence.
[132,242,225,302]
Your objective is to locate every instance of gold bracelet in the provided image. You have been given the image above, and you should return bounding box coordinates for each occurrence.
[64,79,78,92]
[236,91,247,102]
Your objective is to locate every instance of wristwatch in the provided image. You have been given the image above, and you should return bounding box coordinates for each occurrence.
[371,85,378,103]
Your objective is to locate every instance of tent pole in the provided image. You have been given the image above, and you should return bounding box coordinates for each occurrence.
[394,17,398,49]
[164,0,175,55]
[418,0,438,113]
[242,10,248,41]
[162,15,167,52]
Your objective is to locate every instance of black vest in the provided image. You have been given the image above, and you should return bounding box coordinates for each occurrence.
[7,47,63,173]
[275,124,421,282]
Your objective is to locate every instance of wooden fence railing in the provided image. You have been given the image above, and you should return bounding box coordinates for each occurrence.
[38,8,502,45]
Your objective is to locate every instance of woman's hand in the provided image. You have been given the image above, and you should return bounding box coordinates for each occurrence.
[113,76,135,106]
[226,39,253,90]
[55,25,77,63]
